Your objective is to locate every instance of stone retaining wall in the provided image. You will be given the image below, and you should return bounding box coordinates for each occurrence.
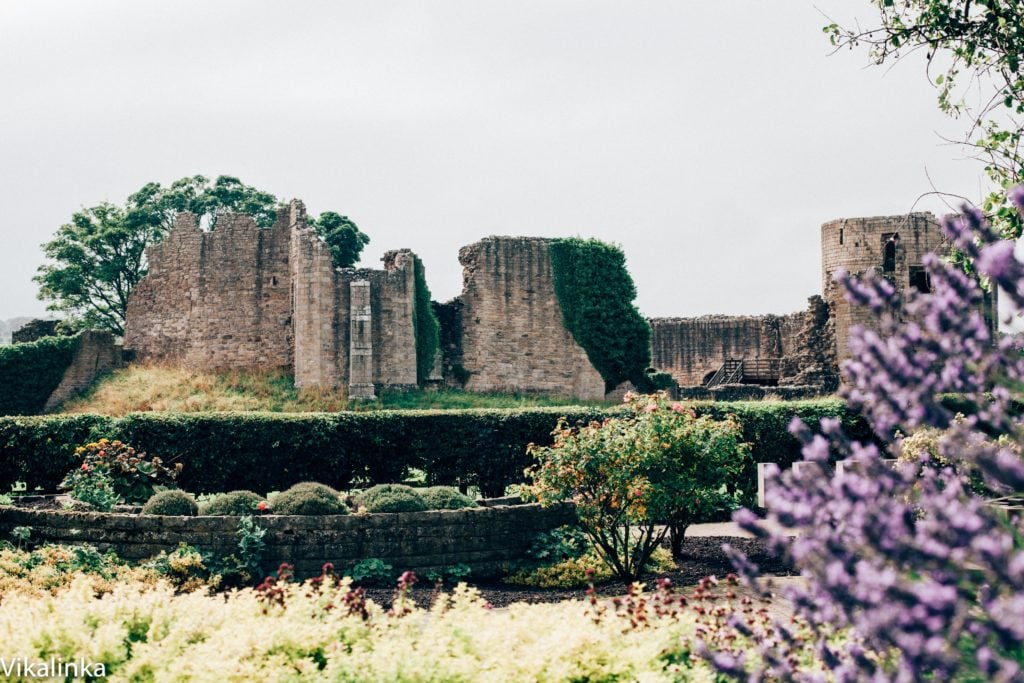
[0,502,574,578]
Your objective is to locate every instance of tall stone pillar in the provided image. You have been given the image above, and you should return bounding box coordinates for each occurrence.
[348,280,376,400]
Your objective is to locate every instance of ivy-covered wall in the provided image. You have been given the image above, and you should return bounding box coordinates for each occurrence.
[0,334,81,416]
[549,238,652,391]
[412,255,440,385]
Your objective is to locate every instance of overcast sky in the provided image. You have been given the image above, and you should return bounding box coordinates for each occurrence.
[0,1,989,323]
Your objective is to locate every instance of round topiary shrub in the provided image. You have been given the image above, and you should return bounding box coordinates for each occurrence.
[142,490,199,516]
[420,486,477,510]
[270,482,347,515]
[200,490,264,516]
[357,484,428,513]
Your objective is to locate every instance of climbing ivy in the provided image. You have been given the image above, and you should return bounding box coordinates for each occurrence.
[0,334,81,415]
[412,255,440,385]
[549,238,651,391]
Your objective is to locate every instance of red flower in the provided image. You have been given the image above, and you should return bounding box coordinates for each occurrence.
[257,501,268,512]
[81,463,89,471]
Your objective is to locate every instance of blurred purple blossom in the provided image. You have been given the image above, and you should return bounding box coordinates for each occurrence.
[707,189,1024,682]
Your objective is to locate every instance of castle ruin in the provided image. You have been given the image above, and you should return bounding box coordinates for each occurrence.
[123,203,988,400]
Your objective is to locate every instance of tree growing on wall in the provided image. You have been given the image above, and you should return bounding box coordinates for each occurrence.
[35,176,369,335]
[825,1,1024,240]
[307,211,370,269]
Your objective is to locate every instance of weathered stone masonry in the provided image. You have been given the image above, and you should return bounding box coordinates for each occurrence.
[0,502,575,579]
[125,201,418,395]
[123,203,987,399]
[456,237,605,400]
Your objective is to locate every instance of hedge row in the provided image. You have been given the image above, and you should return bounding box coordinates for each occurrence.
[0,401,873,500]
[0,334,80,416]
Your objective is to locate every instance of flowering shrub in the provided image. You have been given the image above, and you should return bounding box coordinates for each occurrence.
[528,392,749,579]
[711,189,1024,681]
[59,438,180,505]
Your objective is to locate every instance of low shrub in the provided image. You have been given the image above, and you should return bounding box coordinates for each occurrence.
[200,490,264,516]
[419,486,476,510]
[357,484,427,513]
[270,483,347,515]
[141,490,198,516]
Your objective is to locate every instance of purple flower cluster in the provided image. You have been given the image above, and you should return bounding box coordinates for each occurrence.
[709,191,1024,682]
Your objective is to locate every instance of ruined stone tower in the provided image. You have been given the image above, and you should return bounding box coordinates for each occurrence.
[820,212,949,362]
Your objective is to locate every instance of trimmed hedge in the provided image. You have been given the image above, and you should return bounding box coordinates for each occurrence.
[0,402,874,501]
[0,334,81,415]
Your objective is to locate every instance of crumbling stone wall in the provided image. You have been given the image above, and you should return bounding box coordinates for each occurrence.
[124,210,293,369]
[290,210,418,392]
[821,212,949,362]
[649,313,804,387]
[125,201,418,394]
[457,237,605,399]
[42,331,124,411]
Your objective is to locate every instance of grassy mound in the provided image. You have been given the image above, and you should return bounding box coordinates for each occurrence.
[60,364,604,415]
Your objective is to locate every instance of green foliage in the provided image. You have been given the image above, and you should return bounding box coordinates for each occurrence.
[505,532,676,589]
[419,486,476,510]
[347,558,394,586]
[143,542,220,590]
[10,526,32,551]
[270,482,347,515]
[141,490,199,516]
[425,563,472,584]
[528,393,749,579]
[0,334,81,415]
[412,255,440,386]
[0,401,866,501]
[549,238,651,391]
[824,1,1024,241]
[69,470,120,512]
[59,438,181,505]
[235,516,266,579]
[199,490,265,516]
[635,369,677,394]
[524,525,589,564]
[308,211,369,268]
[357,484,427,513]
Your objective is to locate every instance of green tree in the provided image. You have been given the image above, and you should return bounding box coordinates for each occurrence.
[128,175,281,232]
[34,202,160,335]
[825,1,1024,238]
[308,211,370,268]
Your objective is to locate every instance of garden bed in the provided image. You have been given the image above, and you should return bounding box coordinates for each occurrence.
[0,497,575,578]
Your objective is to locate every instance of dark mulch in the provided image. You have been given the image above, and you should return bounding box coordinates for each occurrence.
[360,536,793,610]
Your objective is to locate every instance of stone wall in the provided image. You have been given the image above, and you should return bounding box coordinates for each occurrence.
[126,201,418,394]
[649,313,804,387]
[43,331,124,411]
[0,502,575,579]
[290,212,418,392]
[457,237,605,399]
[124,210,293,369]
